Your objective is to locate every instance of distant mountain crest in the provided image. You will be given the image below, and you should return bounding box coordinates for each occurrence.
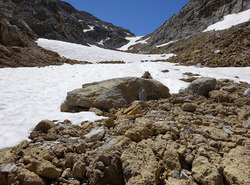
[130,0,250,51]
[0,0,134,48]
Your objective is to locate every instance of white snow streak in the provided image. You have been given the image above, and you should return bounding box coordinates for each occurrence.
[83,25,95,33]
[155,40,178,48]
[118,36,149,51]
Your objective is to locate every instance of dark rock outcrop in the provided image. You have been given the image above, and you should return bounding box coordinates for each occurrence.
[0,0,134,48]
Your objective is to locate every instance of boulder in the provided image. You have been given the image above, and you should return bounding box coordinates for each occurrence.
[83,127,105,142]
[186,77,216,96]
[86,151,124,185]
[8,168,45,185]
[0,164,18,185]
[209,90,231,103]
[121,142,161,185]
[182,103,197,112]
[29,120,58,141]
[220,85,237,93]
[192,156,223,185]
[64,77,170,110]
[222,146,250,185]
[36,160,61,179]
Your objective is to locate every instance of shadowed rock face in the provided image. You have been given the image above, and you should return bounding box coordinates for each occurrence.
[0,0,134,49]
[131,0,250,51]
[63,77,171,110]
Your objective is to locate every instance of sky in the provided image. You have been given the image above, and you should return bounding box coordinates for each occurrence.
[61,0,190,36]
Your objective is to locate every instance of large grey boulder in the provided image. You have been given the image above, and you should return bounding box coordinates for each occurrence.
[186,77,216,96]
[63,77,170,110]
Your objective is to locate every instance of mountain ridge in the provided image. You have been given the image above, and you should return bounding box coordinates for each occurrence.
[1,0,134,48]
[130,0,250,52]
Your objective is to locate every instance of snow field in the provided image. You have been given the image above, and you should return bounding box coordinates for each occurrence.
[37,38,174,63]
[1,61,249,149]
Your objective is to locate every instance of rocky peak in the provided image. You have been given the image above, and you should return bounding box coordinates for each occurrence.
[0,0,134,49]
[131,0,250,51]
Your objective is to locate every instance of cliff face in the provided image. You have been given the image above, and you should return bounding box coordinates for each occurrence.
[133,0,250,51]
[0,0,134,49]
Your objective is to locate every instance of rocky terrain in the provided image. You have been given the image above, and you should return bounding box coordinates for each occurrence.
[130,0,250,51]
[0,0,249,184]
[0,0,134,67]
[149,21,250,67]
[0,76,249,185]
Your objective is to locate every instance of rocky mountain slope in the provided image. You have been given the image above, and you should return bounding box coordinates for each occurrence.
[150,21,250,67]
[1,0,134,48]
[0,0,134,67]
[130,0,250,51]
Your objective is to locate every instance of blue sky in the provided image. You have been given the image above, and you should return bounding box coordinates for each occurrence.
[61,0,189,36]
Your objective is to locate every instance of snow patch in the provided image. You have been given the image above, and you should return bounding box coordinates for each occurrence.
[118,36,149,51]
[98,37,110,45]
[203,9,250,32]
[37,38,174,63]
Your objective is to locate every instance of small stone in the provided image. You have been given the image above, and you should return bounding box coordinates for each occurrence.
[243,88,250,96]
[242,120,250,127]
[161,69,169,73]
[141,71,153,79]
[66,137,79,144]
[93,138,117,153]
[179,171,189,179]
[209,90,231,103]
[61,168,71,178]
[220,85,237,93]
[172,170,179,179]
[223,127,234,135]
[182,103,197,112]
[89,107,103,116]
[53,144,65,158]
[209,140,219,149]
[185,154,194,164]
[33,120,55,133]
[76,142,86,154]
[104,118,115,128]
[195,63,203,68]
[0,164,17,173]
[139,89,147,101]
[214,49,222,54]
[37,160,62,179]
[84,127,105,142]
[72,160,86,179]
[124,166,132,180]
